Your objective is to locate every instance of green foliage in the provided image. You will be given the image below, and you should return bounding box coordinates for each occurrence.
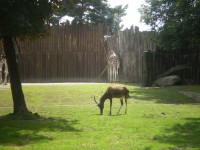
[0,0,127,36]
[0,0,57,38]
[0,84,200,149]
[139,0,200,50]
[107,5,128,34]
[53,0,127,34]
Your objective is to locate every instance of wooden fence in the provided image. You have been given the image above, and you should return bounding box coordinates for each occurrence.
[1,24,108,82]
[112,26,156,83]
[142,49,200,86]
[154,49,200,84]
[0,24,156,83]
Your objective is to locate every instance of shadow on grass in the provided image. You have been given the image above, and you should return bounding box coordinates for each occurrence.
[94,113,125,116]
[0,113,81,146]
[128,87,198,104]
[153,118,200,149]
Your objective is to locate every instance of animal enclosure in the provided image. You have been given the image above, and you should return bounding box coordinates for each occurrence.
[0,24,199,84]
[0,24,155,83]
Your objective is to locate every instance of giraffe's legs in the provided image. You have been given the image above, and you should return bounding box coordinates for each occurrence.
[108,62,119,83]
[110,66,112,82]
[114,68,117,82]
[113,67,116,82]
[112,66,118,83]
[111,67,114,82]
[3,72,8,85]
[109,65,114,82]
[116,68,118,82]
[108,66,111,82]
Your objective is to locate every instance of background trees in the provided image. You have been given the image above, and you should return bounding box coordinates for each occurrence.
[139,0,200,50]
[51,0,127,34]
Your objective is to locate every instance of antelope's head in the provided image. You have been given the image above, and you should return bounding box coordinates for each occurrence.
[94,96,104,115]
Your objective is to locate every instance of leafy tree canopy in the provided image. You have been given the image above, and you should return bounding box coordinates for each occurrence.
[51,0,128,34]
[139,0,200,50]
[0,0,58,39]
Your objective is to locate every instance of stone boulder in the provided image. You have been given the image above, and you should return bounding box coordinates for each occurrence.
[154,75,182,87]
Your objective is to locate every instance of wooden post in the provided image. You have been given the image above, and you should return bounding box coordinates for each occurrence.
[142,50,153,87]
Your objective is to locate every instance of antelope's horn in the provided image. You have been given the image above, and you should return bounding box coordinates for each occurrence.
[94,96,98,105]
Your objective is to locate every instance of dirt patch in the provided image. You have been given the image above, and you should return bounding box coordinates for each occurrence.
[179,91,200,102]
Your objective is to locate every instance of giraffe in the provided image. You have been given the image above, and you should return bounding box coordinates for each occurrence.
[104,35,120,82]
[1,54,9,85]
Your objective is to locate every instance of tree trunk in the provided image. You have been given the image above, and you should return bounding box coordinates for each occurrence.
[2,36,30,114]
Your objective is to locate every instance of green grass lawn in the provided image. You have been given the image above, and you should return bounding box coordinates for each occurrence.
[0,83,200,150]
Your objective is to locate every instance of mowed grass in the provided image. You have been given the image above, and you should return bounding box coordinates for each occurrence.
[0,83,200,150]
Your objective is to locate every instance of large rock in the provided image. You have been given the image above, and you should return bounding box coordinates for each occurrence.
[154,75,182,86]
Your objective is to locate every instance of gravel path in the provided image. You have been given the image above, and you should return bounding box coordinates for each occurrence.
[179,91,200,102]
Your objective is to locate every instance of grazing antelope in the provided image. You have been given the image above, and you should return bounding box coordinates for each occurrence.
[94,86,130,115]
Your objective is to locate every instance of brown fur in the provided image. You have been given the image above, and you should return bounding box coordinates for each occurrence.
[94,86,130,115]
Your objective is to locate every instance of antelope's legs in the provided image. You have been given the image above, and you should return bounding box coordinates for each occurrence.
[117,98,123,115]
[125,98,127,114]
[109,99,112,115]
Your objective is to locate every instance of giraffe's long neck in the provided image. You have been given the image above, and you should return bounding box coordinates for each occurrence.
[105,39,114,56]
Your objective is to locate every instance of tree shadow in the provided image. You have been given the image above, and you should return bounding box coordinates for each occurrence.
[153,118,200,149]
[0,113,81,146]
[128,87,198,104]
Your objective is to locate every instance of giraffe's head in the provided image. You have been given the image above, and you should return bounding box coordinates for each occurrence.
[104,35,111,42]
